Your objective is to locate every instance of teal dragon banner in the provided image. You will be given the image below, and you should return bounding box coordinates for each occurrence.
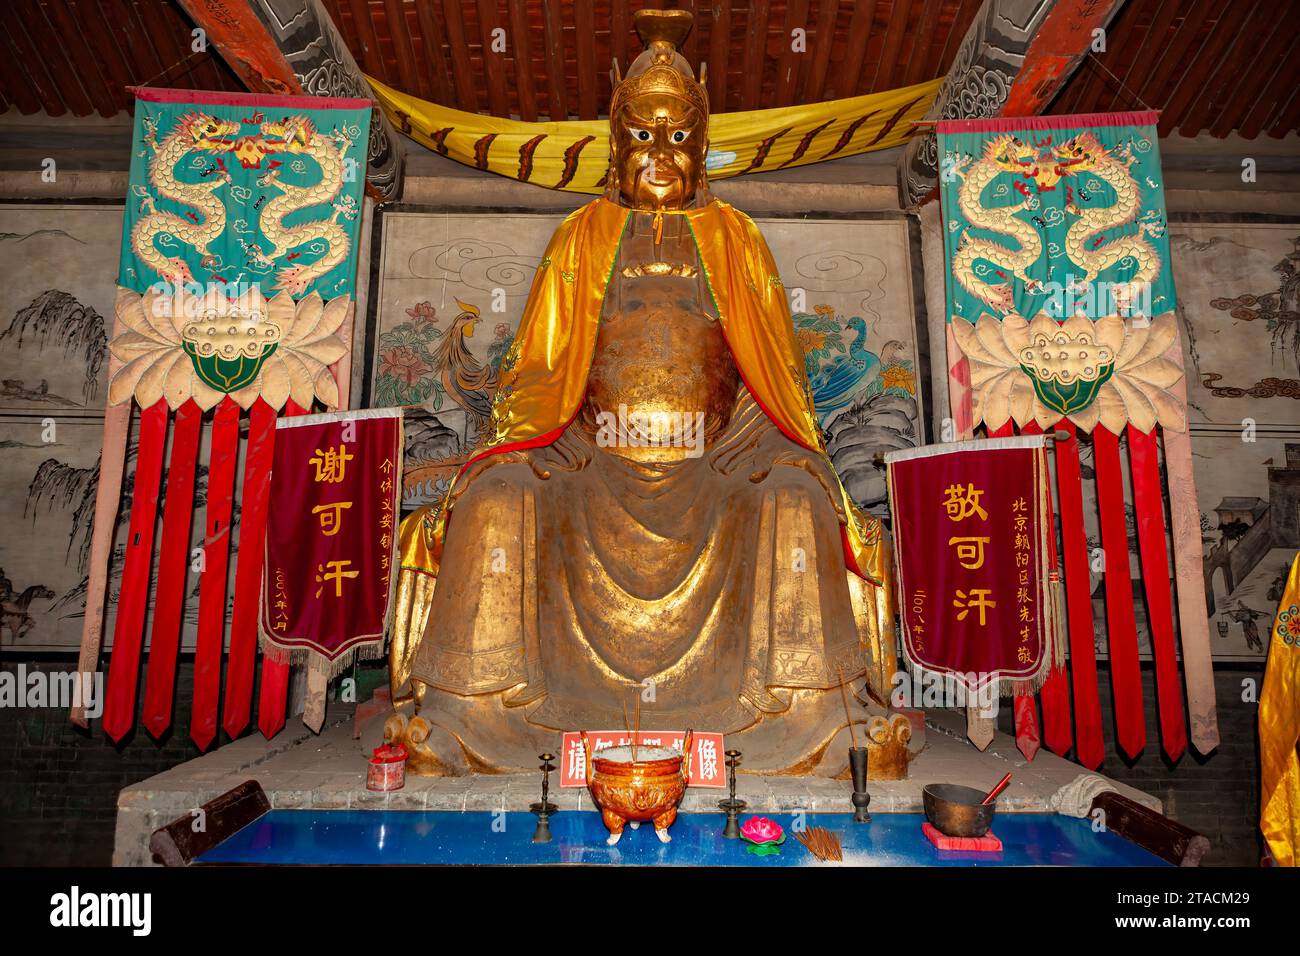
[937,110,1182,436]
[119,87,372,299]
[933,111,1217,768]
[91,88,376,755]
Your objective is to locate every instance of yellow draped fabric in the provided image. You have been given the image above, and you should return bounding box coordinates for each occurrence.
[369,75,940,193]
[399,196,889,586]
[1261,551,1300,866]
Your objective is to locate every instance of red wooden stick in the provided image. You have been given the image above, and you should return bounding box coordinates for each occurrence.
[982,772,1013,805]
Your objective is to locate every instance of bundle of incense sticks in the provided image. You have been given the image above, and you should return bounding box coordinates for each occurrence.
[793,826,843,862]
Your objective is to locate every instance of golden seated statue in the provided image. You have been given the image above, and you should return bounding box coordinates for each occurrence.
[387,9,896,776]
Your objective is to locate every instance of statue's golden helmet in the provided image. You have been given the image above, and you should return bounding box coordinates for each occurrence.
[608,9,709,212]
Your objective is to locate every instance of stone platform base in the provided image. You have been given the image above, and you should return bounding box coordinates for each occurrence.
[114,707,1158,866]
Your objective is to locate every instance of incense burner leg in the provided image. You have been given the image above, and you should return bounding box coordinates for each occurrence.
[601,809,626,846]
[653,807,677,843]
[628,821,640,829]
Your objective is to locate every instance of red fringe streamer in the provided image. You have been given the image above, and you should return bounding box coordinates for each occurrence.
[1093,426,1146,759]
[103,399,170,742]
[1128,426,1187,761]
[1054,422,1105,769]
[141,399,202,740]
[223,398,276,740]
[191,397,240,752]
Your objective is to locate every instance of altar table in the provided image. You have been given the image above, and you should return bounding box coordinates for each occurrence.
[197,810,1169,866]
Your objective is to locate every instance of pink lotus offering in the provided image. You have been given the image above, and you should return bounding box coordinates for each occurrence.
[740,816,786,856]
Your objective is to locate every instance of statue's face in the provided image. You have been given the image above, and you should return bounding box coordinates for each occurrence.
[612,93,706,211]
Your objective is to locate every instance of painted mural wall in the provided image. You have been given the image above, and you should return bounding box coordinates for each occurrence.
[366,209,927,520]
[0,203,240,654]
[1,201,1294,665]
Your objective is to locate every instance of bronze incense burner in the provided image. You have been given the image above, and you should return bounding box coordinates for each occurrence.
[582,730,693,846]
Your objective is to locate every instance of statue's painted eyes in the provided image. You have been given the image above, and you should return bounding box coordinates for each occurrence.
[628,127,652,142]
[671,130,689,144]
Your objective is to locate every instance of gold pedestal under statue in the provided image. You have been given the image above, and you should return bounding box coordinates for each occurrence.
[387,9,899,777]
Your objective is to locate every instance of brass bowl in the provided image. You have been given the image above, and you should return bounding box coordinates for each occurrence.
[922,783,996,837]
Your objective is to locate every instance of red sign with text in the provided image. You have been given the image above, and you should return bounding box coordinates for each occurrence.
[887,439,1051,690]
[261,409,402,663]
[559,731,725,788]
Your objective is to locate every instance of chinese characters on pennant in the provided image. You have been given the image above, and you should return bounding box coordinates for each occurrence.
[886,437,1062,699]
[260,409,404,729]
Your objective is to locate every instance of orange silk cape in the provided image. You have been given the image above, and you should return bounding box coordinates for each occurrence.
[399,196,889,584]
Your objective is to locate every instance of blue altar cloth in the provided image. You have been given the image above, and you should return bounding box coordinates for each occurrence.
[197,810,1169,866]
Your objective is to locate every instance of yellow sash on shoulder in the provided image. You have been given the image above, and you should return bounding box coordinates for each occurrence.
[399,197,890,586]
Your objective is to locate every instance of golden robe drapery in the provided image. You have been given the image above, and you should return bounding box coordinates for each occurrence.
[398,196,892,591]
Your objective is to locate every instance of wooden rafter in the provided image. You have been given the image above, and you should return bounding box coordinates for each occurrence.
[0,1,1292,140]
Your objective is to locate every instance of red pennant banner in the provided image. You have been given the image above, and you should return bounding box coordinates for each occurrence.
[141,399,202,740]
[886,438,1057,701]
[260,409,403,671]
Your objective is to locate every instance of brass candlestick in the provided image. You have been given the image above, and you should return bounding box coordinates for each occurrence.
[718,749,746,838]
[530,752,557,843]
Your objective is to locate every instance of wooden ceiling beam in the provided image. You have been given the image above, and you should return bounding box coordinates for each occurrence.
[903,0,946,88]
[1130,0,1217,113]
[574,0,598,120]
[1177,0,1268,137]
[39,0,117,116]
[70,0,136,113]
[1208,17,1292,139]
[1093,0,1167,113]
[139,0,211,93]
[707,0,731,112]
[474,0,510,116]
[1267,84,1300,139]
[774,0,810,108]
[20,0,95,114]
[7,4,71,115]
[804,0,840,104]
[740,0,771,111]
[506,0,537,121]
[173,0,298,96]
[871,0,917,93]
[839,0,878,99]
[441,0,479,112]
[540,0,568,120]
[1160,0,1250,137]
[0,28,43,114]
[412,0,454,106]
[937,0,980,74]
[1238,30,1299,139]
[345,0,388,80]
[383,0,423,97]
[1001,0,1125,116]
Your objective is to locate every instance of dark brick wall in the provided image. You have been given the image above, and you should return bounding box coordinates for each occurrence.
[1,658,215,867]
[1093,666,1265,867]
[998,664,1265,867]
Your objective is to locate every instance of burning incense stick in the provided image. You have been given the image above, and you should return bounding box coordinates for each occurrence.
[633,693,640,762]
[836,665,859,750]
